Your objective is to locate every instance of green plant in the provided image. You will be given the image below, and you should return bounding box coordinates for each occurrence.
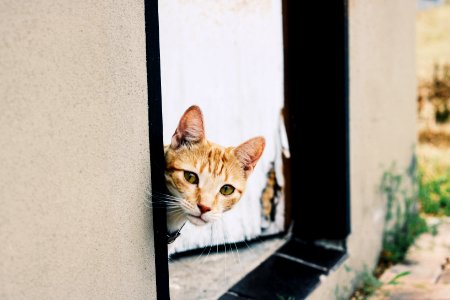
[349,265,411,300]
[348,165,427,299]
[385,271,411,286]
[380,167,428,264]
[419,166,450,216]
[429,222,440,236]
[358,266,383,296]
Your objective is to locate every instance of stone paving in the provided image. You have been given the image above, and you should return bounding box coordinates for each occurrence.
[371,217,450,300]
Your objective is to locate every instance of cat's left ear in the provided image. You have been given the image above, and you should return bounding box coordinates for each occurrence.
[234,136,265,176]
[171,105,205,149]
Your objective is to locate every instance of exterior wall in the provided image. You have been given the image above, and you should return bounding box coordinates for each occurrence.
[0,1,157,299]
[309,0,417,299]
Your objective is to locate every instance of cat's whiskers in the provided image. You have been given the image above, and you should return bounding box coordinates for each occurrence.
[145,196,178,203]
[220,220,239,268]
[220,219,241,266]
[143,201,181,209]
[167,207,186,222]
[202,224,215,264]
[146,194,181,204]
[144,192,183,209]
[180,199,196,211]
[146,190,185,202]
[178,201,194,214]
[167,205,183,211]
[223,242,229,282]
[232,239,241,265]
[215,224,220,262]
[219,221,230,282]
[167,210,185,219]
[194,243,209,263]
[143,201,177,209]
[145,203,181,209]
[241,239,258,257]
[156,194,184,202]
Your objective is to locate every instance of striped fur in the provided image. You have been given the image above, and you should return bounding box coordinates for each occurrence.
[164,106,265,233]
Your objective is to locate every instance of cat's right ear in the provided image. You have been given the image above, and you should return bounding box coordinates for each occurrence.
[171,105,205,149]
[234,136,265,176]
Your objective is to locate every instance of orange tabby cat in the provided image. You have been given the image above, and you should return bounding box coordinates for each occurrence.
[164,105,265,243]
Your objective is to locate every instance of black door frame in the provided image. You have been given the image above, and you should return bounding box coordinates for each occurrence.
[144,0,170,299]
[145,0,350,298]
[283,0,350,240]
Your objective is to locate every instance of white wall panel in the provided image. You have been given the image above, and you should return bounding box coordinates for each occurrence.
[159,0,285,253]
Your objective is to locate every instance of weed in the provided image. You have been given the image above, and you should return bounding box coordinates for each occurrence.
[386,271,411,285]
[358,266,383,296]
[348,166,426,299]
[379,167,428,265]
[349,265,411,300]
[429,222,440,236]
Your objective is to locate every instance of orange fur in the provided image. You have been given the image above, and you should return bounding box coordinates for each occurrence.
[164,105,265,232]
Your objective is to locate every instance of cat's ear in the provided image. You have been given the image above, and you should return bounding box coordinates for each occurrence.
[171,105,205,149]
[234,136,265,176]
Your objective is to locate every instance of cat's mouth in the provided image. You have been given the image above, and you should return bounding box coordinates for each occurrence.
[186,214,208,226]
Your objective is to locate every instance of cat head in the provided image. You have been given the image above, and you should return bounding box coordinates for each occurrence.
[164,105,265,226]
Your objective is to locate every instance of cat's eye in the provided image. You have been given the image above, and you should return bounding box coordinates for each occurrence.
[220,184,235,196]
[184,171,199,184]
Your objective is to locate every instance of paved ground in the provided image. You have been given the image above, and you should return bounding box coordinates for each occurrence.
[169,236,286,300]
[371,217,450,300]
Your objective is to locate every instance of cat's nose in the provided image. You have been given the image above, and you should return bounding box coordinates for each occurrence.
[197,203,211,214]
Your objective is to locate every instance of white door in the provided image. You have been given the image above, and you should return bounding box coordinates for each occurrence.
[159,0,288,254]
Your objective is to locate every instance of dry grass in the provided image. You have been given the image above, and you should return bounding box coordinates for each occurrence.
[416,27,450,210]
[417,1,450,80]
[417,144,450,168]
[417,1,450,176]
[419,127,450,147]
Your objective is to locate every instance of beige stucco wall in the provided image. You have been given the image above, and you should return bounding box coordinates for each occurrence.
[309,1,417,299]
[0,1,157,299]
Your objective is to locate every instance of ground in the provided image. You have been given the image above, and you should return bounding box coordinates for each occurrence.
[370,218,450,300]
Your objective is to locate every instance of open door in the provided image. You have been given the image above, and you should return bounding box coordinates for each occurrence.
[158,1,288,254]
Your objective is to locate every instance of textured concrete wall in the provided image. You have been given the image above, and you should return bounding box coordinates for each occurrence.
[309,0,417,299]
[0,1,157,299]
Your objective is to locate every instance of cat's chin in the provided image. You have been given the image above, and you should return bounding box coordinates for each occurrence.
[186,214,208,226]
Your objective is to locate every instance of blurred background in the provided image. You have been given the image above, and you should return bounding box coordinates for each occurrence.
[352,1,450,299]
[417,0,450,208]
